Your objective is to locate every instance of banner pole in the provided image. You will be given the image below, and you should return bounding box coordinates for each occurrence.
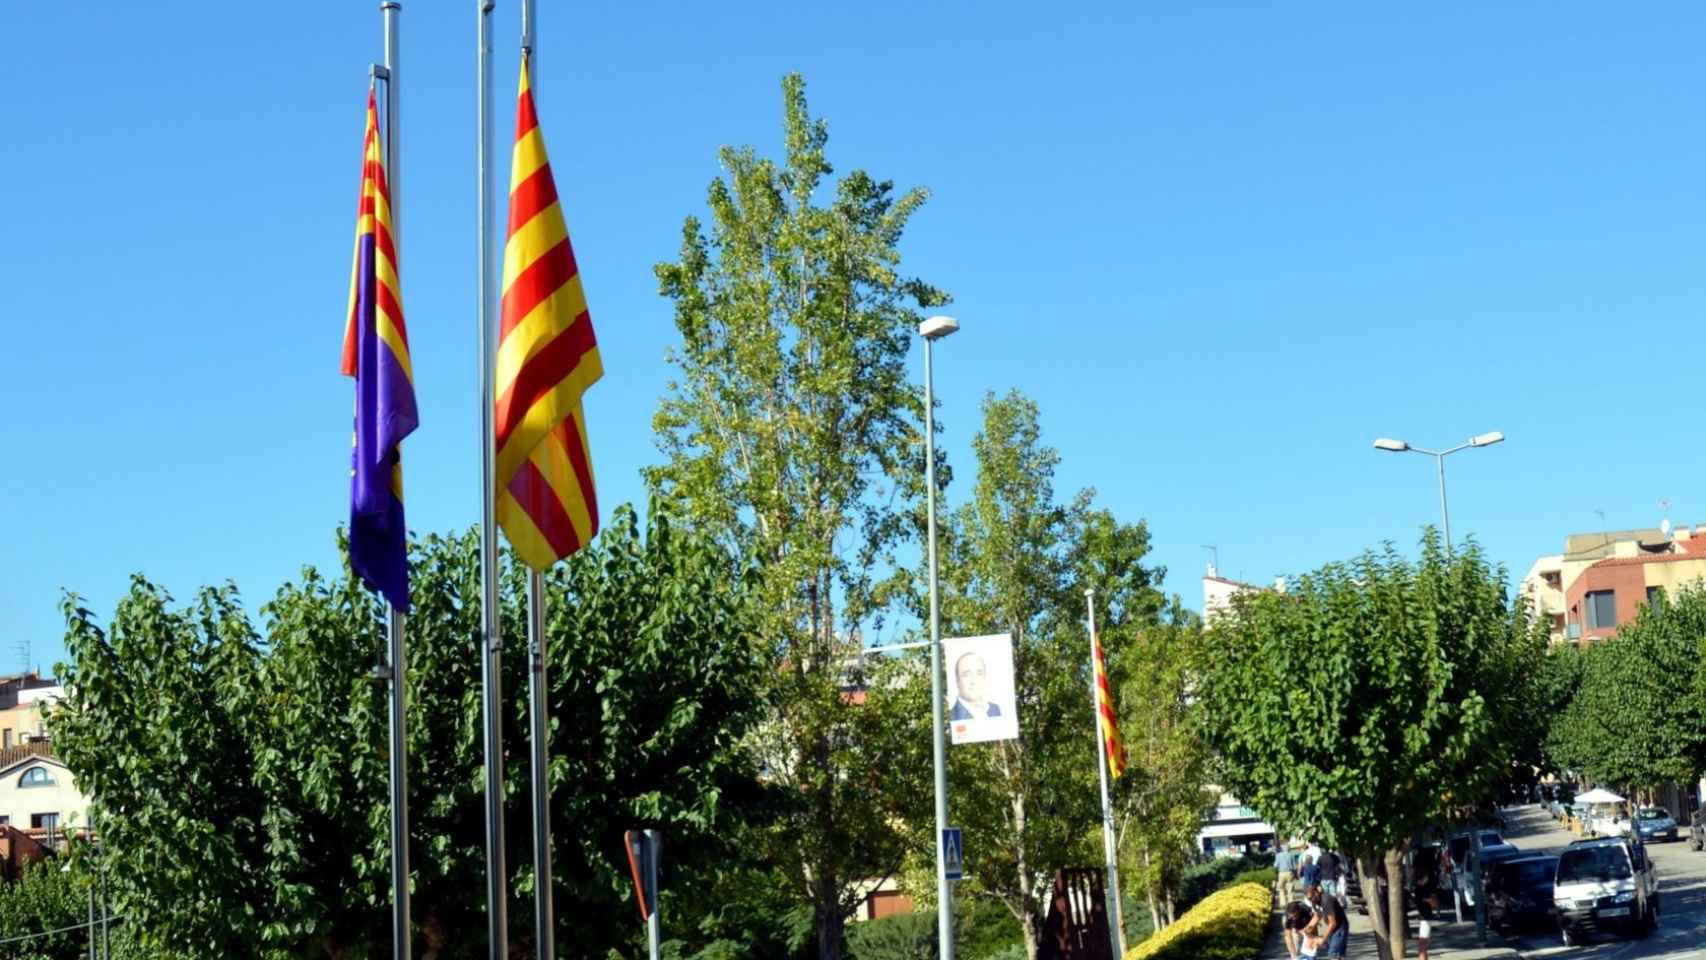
[476,1,509,957]
[526,570,555,960]
[1086,589,1125,957]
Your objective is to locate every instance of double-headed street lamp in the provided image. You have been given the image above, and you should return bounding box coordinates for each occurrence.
[1372,431,1504,552]
[920,314,958,960]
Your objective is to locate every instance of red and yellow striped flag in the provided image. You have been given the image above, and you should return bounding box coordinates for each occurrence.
[494,56,602,570]
[1093,634,1127,778]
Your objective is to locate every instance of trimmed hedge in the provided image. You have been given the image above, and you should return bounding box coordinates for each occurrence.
[1123,882,1269,960]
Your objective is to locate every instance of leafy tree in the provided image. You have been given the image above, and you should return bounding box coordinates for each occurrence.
[884,391,1165,960]
[1195,535,1542,960]
[1545,585,1706,795]
[648,72,947,960]
[0,857,90,960]
[52,504,766,959]
[1113,603,1216,933]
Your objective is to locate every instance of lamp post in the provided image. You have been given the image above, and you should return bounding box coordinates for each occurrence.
[1371,432,1504,553]
[1372,429,1504,944]
[920,314,958,960]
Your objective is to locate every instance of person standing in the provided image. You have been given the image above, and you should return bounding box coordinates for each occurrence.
[1298,853,1321,892]
[1275,844,1299,906]
[1318,850,1341,902]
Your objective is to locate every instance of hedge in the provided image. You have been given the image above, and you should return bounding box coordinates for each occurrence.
[1123,882,1269,960]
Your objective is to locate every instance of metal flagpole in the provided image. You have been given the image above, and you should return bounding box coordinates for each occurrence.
[476,1,509,957]
[516,7,557,957]
[379,7,414,959]
[1085,589,1125,958]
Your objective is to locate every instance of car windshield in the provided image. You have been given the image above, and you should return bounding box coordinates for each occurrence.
[1558,847,1632,884]
[1513,860,1557,886]
[1480,831,1504,846]
[1637,808,1667,821]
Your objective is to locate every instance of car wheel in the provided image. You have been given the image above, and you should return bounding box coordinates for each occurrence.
[1561,924,1578,947]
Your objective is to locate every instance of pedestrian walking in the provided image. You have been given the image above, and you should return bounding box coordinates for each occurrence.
[1318,850,1341,901]
[1298,853,1321,892]
[1275,843,1298,905]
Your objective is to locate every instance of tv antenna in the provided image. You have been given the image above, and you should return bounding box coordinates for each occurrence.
[1201,544,1219,576]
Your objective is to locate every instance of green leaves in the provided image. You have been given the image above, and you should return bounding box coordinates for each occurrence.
[1195,535,1540,861]
[51,503,766,959]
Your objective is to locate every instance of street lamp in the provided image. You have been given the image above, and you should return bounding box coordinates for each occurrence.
[1371,431,1504,552]
[920,315,957,960]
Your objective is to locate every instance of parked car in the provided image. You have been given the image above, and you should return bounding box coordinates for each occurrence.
[1634,807,1679,843]
[1488,855,1560,931]
[1553,837,1659,945]
[1691,810,1706,852]
[1450,830,1521,869]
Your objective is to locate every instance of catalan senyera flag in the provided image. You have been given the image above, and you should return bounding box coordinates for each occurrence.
[1092,634,1127,778]
[342,85,419,610]
[494,56,602,570]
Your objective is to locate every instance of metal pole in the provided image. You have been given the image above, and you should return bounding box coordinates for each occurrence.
[476,2,509,957]
[1435,453,1452,555]
[646,908,661,960]
[1086,590,1125,957]
[380,10,414,959]
[87,879,95,960]
[526,572,555,959]
[645,829,662,960]
[922,335,954,960]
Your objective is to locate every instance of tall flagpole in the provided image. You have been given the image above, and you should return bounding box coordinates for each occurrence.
[379,5,412,958]
[476,1,509,957]
[516,6,558,959]
[1085,589,1125,958]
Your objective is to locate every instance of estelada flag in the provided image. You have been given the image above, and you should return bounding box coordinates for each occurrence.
[342,86,418,610]
[1093,634,1127,778]
[494,55,602,569]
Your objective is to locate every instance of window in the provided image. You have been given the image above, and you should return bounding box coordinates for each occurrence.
[29,813,57,832]
[0,817,11,827]
[2,730,10,748]
[1586,590,1617,629]
[1648,586,1665,609]
[18,767,55,788]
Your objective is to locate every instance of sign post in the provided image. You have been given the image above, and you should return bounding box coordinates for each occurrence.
[625,829,662,960]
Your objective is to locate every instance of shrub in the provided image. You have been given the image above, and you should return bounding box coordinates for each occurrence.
[1231,867,1277,887]
[1176,853,1273,914]
[1123,882,1269,960]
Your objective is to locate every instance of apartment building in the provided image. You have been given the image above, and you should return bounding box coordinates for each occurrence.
[1522,526,1706,645]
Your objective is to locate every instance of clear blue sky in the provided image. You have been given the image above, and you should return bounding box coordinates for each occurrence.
[5,2,1705,667]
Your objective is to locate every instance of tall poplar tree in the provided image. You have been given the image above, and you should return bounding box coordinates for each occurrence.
[648,73,948,960]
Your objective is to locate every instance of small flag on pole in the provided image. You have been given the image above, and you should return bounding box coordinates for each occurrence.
[342,86,419,610]
[494,55,602,569]
[1092,633,1126,778]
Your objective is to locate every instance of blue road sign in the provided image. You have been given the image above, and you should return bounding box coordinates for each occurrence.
[943,827,964,881]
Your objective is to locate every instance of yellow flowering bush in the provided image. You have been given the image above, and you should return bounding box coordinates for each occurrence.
[1125,881,1270,960]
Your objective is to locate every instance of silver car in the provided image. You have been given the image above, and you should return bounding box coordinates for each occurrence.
[1634,807,1678,843]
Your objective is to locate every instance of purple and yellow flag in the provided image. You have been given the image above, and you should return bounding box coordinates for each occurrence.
[342,86,418,609]
[494,57,602,569]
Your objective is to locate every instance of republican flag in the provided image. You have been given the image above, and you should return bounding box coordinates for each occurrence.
[494,56,602,569]
[342,86,419,609]
[1093,633,1127,778]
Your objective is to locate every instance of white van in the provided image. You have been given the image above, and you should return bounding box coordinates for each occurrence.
[1553,837,1658,945]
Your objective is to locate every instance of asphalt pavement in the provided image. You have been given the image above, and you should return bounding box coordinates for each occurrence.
[1260,803,1706,960]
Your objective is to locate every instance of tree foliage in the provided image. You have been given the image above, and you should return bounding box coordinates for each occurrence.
[52,504,766,959]
[1195,534,1542,960]
[648,71,947,960]
[1545,585,1706,791]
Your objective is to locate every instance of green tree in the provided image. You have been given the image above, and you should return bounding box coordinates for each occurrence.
[52,504,767,959]
[885,391,1165,959]
[1545,585,1706,795]
[1114,603,1216,934]
[1195,535,1542,960]
[648,72,947,960]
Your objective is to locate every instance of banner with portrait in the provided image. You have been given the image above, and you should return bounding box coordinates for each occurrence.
[944,633,1019,744]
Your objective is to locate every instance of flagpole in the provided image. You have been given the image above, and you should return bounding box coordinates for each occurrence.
[377,6,413,958]
[515,6,558,958]
[1085,589,1125,958]
[476,1,510,957]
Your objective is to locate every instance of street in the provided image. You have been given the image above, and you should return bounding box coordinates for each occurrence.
[1496,803,1706,960]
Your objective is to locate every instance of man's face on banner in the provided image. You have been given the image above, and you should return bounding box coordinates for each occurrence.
[955,653,987,703]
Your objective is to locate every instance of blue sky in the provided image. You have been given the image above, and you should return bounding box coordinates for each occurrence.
[5,2,1705,667]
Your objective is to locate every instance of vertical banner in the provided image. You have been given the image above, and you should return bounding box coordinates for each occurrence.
[944,634,1019,744]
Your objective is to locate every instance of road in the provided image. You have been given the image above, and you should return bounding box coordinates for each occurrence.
[1495,803,1706,960]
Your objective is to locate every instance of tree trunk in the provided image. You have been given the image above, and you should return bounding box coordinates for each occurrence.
[1146,888,1161,933]
[1165,891,1176,925]
[815,874,844,960]
[1021,906,1042,960]
[1385,848,1407,960]
[1358,852,1397,960]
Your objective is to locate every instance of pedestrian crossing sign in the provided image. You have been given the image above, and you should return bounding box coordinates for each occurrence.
[943,827,964,881]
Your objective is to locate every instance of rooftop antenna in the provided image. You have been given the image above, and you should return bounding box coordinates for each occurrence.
[12,642,26,679]
[1660,499,1673,539]
[1201,544,1219,577]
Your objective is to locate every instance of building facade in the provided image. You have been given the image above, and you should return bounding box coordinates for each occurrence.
[1523,526,1706,645]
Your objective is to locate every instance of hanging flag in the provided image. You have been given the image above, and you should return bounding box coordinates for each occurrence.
[1092,634,1127,778]
[494,56,602,569]
[342,86,419,610]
